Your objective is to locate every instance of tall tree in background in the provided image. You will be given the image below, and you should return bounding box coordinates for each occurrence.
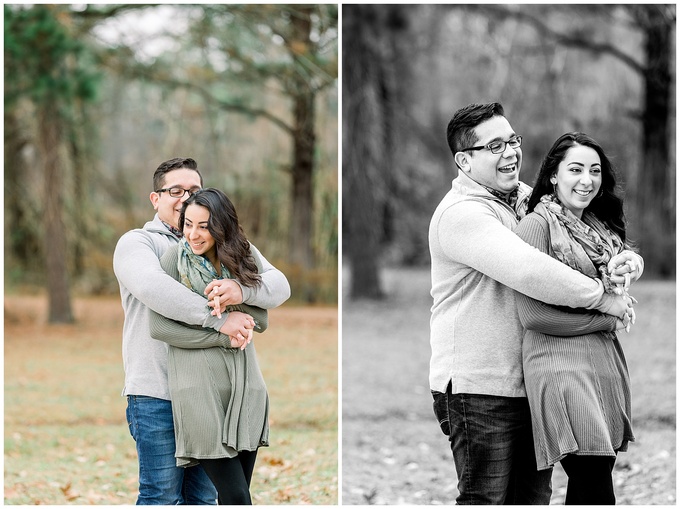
[5,5,98,322]
[631,5,675,276]
[195,5,338,276]
[343,5,387,299]
[5,4,338,304]
[101,5,337,270]
[343,4,675,300]
[85,4,337,299]
[480,4,676,276]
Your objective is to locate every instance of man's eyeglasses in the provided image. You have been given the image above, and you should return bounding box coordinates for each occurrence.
[156,187,200,198]
[462,135,522,154]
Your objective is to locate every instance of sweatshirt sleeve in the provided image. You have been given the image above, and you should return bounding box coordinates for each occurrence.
[513,214,618,336]
[238,243,291,308]
[113,230,227,331]
[435,200,604,309]
[150,312,233,349]
[148,246,235,349]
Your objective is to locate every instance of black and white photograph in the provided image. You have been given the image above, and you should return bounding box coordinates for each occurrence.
[342,4,675,505]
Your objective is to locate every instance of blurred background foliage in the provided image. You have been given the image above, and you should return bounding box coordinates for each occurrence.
[5,4,338,321]
[343,4,675,299]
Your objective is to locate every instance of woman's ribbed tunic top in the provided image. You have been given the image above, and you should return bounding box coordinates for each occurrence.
[150,246,269,467]
[514,213,634,471]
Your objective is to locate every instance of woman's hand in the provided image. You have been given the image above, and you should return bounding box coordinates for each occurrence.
[608,251,644,291]
[219,311,255,348]
[229,328,253,350]
[229,329,253,350]
[600,292,636,323]
[615,313,632,333]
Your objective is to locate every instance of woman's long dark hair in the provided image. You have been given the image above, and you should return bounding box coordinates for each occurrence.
[180,188,262,287]
[527,132,627,243]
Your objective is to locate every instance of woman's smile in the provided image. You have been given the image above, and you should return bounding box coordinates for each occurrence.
[183,204,217,265]
[553,144,602,218]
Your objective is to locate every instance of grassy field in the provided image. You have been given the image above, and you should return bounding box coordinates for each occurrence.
[4,295,338,505]
[342,268,676,505]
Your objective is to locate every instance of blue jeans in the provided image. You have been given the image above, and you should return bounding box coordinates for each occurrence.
[432,388,552,504]
[126,395,217,505]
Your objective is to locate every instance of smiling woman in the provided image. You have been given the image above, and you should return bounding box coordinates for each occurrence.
[551,144,602,219]
[113,157,291,505]
[183,204,217,268]
[149,187,279,505]
[516,131,643,505]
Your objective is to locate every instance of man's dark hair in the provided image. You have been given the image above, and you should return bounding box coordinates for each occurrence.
[446,103,505,164]
[153,157,203,191]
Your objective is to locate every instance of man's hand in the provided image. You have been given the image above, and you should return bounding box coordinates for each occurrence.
[206,279,244,318]
[219,311,255,347]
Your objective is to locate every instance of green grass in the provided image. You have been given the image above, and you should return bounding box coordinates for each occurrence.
[5,297,338,505]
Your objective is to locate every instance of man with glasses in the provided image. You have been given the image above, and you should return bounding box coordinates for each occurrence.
[113,157,290,504]
[428,103,631,504]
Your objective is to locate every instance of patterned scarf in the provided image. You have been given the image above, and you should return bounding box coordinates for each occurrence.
[162,220,183,239]
[480,183,529,220]
[533,194,623,294]
[176,238,268,332]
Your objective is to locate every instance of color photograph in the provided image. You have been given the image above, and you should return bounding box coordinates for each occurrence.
[5,4,338,504]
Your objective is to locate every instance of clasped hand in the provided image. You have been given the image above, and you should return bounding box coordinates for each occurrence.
[607,253,640,333]
[205,279,244,319]
[206,279,251,350]
[607,251,642,294]
[219,311,255,350]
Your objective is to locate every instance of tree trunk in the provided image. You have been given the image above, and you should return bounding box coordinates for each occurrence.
[344,5,385,299]
[286,6,318,302]
[636,7,675,277]
[69,98,89,274]
[4,109,40,267]
[290,90,316,272]
[38,102,74,323]
[289,6,316,270]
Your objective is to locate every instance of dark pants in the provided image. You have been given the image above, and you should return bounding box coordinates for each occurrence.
[433,388,552,505]
[199,450,258,505]
[560,454,616,505]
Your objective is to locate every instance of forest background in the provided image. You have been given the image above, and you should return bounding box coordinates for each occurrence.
[5,4,338,505]
[344,4,675,294]
[342,4,676,505]
[5,4,339,318]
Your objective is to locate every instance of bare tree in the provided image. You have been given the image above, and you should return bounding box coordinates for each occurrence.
[343,5,388,299]
[342,4,675,301]
[481,4,675,275]
[38,101,74,323]
[84,4,338,296]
